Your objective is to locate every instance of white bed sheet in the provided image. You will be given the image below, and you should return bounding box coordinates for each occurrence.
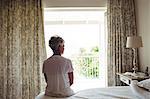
[35,86,137,99]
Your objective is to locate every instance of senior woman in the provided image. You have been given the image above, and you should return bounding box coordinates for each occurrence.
[42,36,74,97]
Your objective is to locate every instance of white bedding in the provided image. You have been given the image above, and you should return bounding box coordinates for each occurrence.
[130,80,150,99]
[36,86,137,99]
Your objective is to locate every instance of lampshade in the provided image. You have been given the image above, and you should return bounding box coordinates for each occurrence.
[126,36,143,48]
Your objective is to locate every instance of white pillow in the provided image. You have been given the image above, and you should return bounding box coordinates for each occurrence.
[137,79,150,91]
[130,80,150,99]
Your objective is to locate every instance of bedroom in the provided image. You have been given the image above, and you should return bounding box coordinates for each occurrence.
[0,0,150,99]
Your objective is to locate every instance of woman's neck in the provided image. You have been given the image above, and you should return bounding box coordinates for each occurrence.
[53,52,61,56]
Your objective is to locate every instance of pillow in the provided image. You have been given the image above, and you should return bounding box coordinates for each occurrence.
[137,79,150,91]
[130,80,150,99]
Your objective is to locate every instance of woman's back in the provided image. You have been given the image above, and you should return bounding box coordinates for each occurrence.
[43,55,73,96]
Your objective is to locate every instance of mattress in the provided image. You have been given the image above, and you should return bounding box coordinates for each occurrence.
[35,86,137,99]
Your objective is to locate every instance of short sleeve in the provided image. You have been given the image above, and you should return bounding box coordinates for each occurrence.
[66,59,74,73]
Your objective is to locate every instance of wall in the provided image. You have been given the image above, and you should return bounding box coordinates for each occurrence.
[135,0,150,74]
[43,0,106,7]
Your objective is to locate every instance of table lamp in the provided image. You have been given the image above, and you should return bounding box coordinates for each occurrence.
[126,36,143,75]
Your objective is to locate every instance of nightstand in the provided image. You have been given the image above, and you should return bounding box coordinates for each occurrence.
[117,72,149,85]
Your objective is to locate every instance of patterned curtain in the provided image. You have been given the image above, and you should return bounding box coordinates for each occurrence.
[107,0,138,86]
[0,0,46,99]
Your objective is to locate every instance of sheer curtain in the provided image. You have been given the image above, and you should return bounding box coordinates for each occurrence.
[107,0,139,86]
[0,0,46,99]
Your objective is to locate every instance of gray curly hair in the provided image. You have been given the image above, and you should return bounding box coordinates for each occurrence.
[49,36,64,51]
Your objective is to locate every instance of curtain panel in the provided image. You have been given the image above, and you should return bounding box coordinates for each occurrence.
[0,0,46,99]
[107,0,138,86]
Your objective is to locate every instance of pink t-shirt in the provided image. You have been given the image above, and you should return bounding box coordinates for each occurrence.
[42,55,74,97]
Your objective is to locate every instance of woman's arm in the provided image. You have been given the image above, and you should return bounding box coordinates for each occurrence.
[44,73,47,83]
[68,72,74,86]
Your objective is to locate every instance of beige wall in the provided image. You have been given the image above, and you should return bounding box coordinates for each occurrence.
[43,0,106,7]
[135,0,150,74]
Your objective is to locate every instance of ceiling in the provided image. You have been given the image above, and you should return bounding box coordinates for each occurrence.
[42,0,107,8]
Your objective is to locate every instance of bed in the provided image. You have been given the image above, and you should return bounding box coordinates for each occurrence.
[36,80,150,99]
[35,86,137,99]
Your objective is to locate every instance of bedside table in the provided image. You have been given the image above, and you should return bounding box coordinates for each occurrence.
[117,72,149,85]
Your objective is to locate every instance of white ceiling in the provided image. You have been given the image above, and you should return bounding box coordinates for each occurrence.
[43,0,107,8]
